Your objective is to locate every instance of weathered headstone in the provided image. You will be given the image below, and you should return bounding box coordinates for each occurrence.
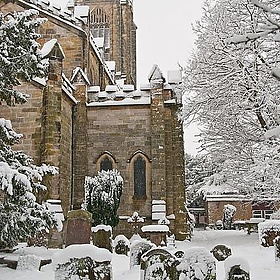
[177,247,216,280]
[130,240,155,268]
[65,209,92,247]
[211,244,232,261]
[92,225,113,252]
[141,224,169,246]
[140,248,179,280]
[48,228,64,249]
[17,254,41,271]
[53,244,112,280]
[225,257,250,280]
[113,235,130,255]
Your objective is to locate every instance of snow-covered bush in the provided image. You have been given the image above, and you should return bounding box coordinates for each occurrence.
[83,170,123,227]
[258,220,280,247]
[177,247,216,280]
[223,204,236,230]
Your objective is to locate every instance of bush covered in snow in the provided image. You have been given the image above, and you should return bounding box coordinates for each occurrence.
[130,240,155,268]
[258,220,280,247]
[113,235,130,255]
[83,170,123,227]
[223,204,236,230]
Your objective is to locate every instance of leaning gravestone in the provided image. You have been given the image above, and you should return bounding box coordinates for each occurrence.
[224,257,250,280]
[92,225,113,252]
[140,248,179,280]
[65,209,92,247]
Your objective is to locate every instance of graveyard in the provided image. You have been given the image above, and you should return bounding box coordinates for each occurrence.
[1,210,280,280]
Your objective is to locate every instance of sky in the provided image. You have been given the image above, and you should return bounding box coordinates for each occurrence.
[50,0,205,154]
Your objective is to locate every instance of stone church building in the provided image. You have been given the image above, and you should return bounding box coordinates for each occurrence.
[0,0,188,239]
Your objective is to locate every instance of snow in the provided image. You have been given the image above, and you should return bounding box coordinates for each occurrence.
[52,244,112,266]
[141,225,169,232]
[1,229,280,279]
[91,224,112,233]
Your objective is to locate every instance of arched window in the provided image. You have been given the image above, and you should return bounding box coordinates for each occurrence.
[100,156,113,171]
[96,152,116,172]
[134,156,146,197]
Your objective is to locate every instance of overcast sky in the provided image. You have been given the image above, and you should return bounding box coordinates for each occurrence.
[133,0,205,85]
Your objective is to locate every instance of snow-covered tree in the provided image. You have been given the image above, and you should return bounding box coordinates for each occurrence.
[83,170,123,227]
[0,10,56,249]
[183,0,280,199]
[0,9,47,105]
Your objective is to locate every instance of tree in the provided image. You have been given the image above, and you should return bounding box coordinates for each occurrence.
[183,0,280,199]
[83,170,123,227]
[0,9,47,105]
[0,10,56,249]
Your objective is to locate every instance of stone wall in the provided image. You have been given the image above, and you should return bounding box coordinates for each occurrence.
[206,199,252,225]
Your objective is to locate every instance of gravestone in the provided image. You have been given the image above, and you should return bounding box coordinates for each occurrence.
[65,209,92,247]
[211,244,232,261]
[130,240,155,268]
[92,225,112,252]
[225,257,250,280]
[17,254,41,271]
[113,235,130,255]
[48,228,64,249]
[54,244,112,280]
[140,248,179,280]
[177,247,216,280]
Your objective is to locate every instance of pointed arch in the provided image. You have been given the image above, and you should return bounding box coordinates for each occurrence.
[95,151,117,172]
[128,151,151,199]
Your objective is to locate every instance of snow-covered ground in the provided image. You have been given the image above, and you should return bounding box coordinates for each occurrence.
[1,229,280,279]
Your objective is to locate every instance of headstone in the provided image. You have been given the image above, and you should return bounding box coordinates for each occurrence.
[65,209,92,247]
[130,240,155,268]
[140,248,179,280]
[113,235,130,255]
[17,254,41,271]
[92,225,112,252]
[211,244,232,261]
[177,247,216,280]
[48,228,64,249]
[54,244,112,280]
[225,257,250,280]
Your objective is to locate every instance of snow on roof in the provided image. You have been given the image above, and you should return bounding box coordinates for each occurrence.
[52,244,112,266]
[87,96,151,107]
[148,64,165,82]
[71,67,91,85]
[93,37,105,48]
[74,5,89,22]
[106,61,116,72]
[92,225,112,233]
[41,39,65,59]
[141,225,169,233]
[167,70,182,84]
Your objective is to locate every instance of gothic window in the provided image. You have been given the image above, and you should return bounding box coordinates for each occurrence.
[90,8,110,51]
[96,152,116,172]
[134,156,146,198]
[100,156,113,171]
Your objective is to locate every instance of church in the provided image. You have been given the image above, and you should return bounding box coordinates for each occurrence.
[0,0,188,240]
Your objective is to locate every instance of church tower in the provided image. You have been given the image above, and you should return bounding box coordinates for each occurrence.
[75,0,137,86]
